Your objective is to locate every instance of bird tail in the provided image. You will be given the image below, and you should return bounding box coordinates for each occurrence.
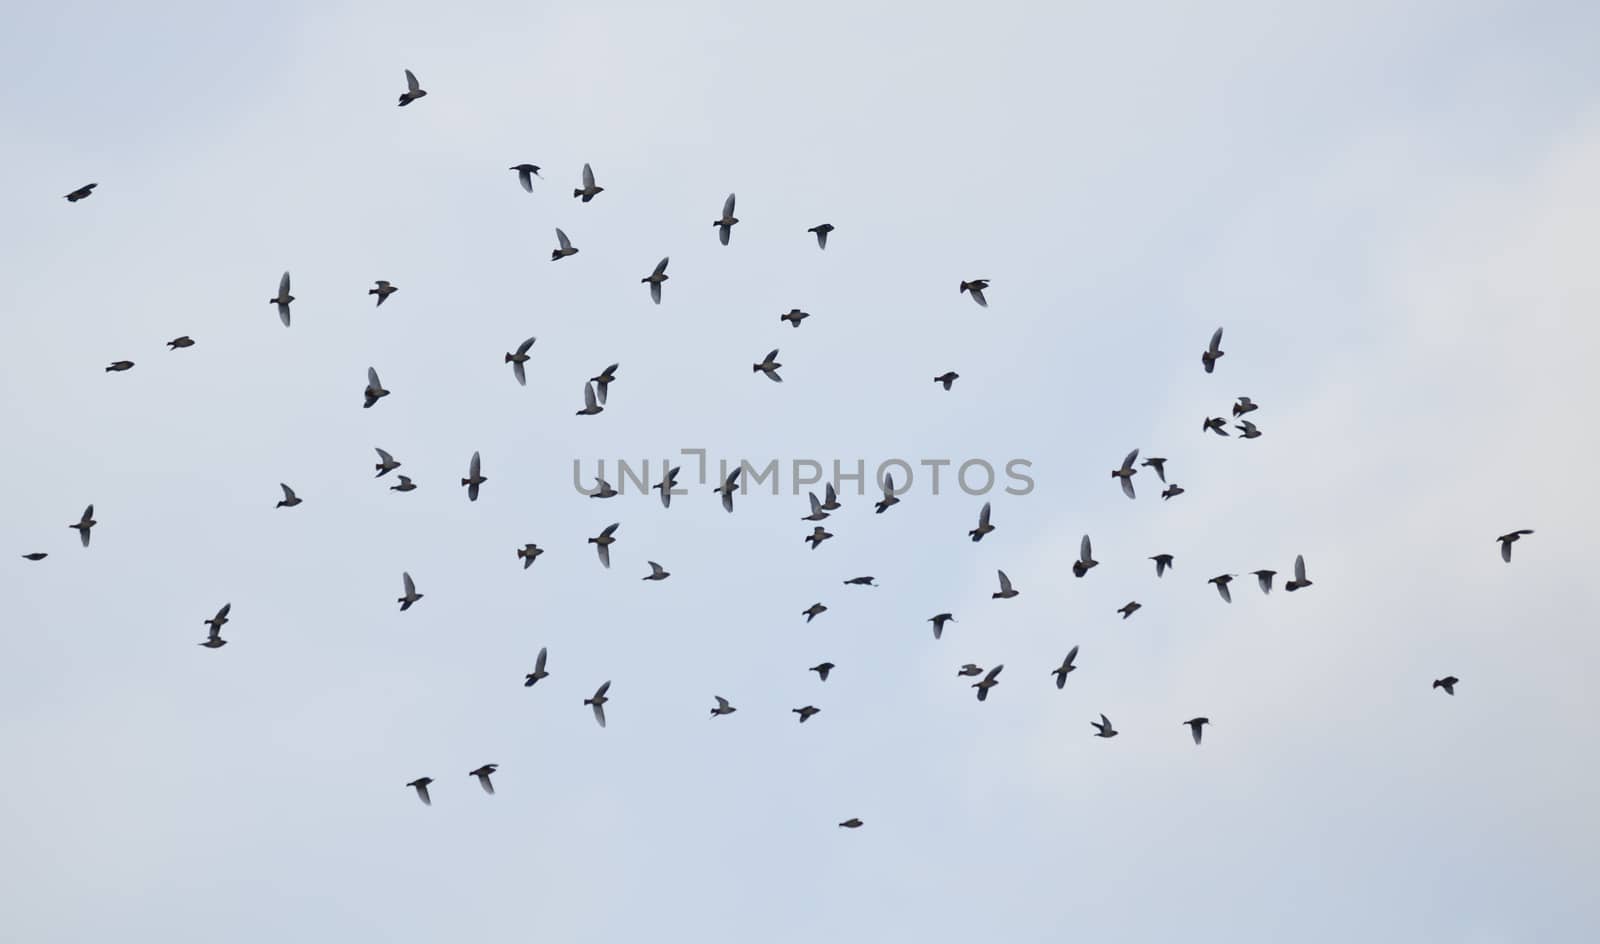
[573,189,583,198]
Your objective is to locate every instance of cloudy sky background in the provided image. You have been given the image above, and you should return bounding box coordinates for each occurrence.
[3,0,1598,940]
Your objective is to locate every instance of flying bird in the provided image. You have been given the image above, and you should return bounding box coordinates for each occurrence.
[461,451,485,501]
[642,257,669,304]
[105,361,134,372]
[929,613,955,640]
[374,449,400,477]
[1497,529,1534,562]
[843,576,877,587]
[1232,396,1258,416]
[793,705,820,723]
[269,271,294,326]
[1091,714,1119,738]
[524,647,549,686]
[406,777,434,805]
[589,523,619,568]
[1208,574,1236,603]
[276,484,301,508]
[576,381,604,415]
[167,336,194,350]
[802,491,830,521]
[808,223,834,249]
[1203,417,1229,436]
[753,349,783,383]
[64,182,97,202]
[805,526,833,549]
[973,664,1004,701]
[874,475,900,514]
[587,476,617,499]
[505,337,536,386]
[1141,456,1167,482]
[1251,569,1276,594]
[713,193,739,245]
[551,228,578,261]
[992,570,1018,599]
[1072,535,1098,577]
[390,475,416,492]
[1285,555,1313,592]
[1052,646,1079,689]
[585,681,612,728]
[1236,420,1262,439]
[1118,601,1141,619]
[363,367,389,409]
[709,696,737,718]
[590,364,618,404]
[1201,327,1225,373]
[573,163,604,202]
[369,280,398,307]
[820,483,842,511]
[957,665,984,677]
[1185,717,1209,745]
[1151,553,1173,577]
[470,765,498,795]
[201,603,231,650]
[1161,484,1185,500]
[810,662,834,681]
[959,279,989,307]
[643,561,670,581]
[714,467,742,513]
[969,501,994,542]
[70,505,96,547]
[934,371,959,390]
[398,572,423,611]
[655,466,680,508]
[517,544,543,569]
[838,818,863,829]
[780,308,810,328]
[396,69,427,106]
[1112,448,1140,499]
[803,603,828,623]
[509,164,541,192]
[21,553,47,561]
[1432,676,1459,695]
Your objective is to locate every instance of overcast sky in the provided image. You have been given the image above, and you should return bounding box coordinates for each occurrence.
[3,1,1599,940]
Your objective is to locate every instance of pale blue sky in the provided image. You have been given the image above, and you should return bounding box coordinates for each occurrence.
[3,1,1599,941]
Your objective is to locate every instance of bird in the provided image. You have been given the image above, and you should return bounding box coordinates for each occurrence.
[957,664,984,678]
[754,349,783,382]
[780,308,810,328]
[64,182,97,202]
[573,163,604,202]
[1111,448,1140,499]
[589,523,620,568]
[21,553,47,561]
[470,765,498,795]
[70,505,96,547]
[713,193,739,245]
[808,223,834,249]
[1151,553,1173,577]
[524,648,550,686]
[398,572,423,611]
[802,492,830,521]
[576,381,604,415]
[656,466,680,508]
[714,467,742,513]
[1141,457,1167,482]
[1201,327,1225,373]
[1283,554,1313,591]
[373,448,401,478]
[1161,484,1185,500]
[505,337,536,386]
[166,336,194,350]
[969,501,994,542]
[551,228,578,261]
[509,164,541,192]
[1497,529,1534,562]
[709,696,737,718]
[1251,569,1276,594]
[275,483,301,508]
[201,603,231,650]
[396,69,427,106]
[363,367,389,409]
[805,526,833,550]
[874,475,900,514]
[820,483,842,511]
[1209,574,1236,603]
[929,613,955,640]
[1432,676,1459,695]
[793,705,820,723]
[1185,717,1210,745]
[803,603,828,623]
[642,257,669,304]
[959,279,989,307]
[105,361,134,372]
[1072,534,1098,577]
[1236,420,1262,439]
[1052,646,1079,689]
[1203,417,1229,436]
[390,475,416,492]
[588,476,618,499]
[405,777,434,806]
[461,451,486,502]
[1118,601,1141,619]
[1091,714,1118,738]
[992,570,1019,599]
[973,664,1004,701]
[843,576,877,587]
[934,371,959,390]
[269,271,294,326]
[838,818,863,829]
[585,681,612,728]
[517,544,543,569]
[369,280,398,307]
[810,662,835,681]
[1232,396,1258,416]
[643,561,670,581]
[589,364,618,404]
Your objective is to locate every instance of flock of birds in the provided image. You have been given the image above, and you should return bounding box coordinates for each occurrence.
[32,68,1538,822]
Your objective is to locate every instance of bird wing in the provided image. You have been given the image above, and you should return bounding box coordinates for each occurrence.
[1218,582,1232,603]
[722,193,736,218]
[367,367,381,389]
[513,361,527,386]
[765,349,779,365]
[997,570,1012,593]
[216,603,232,621]
[721,488,734,513]
[595,680,611,698]
[648,561,664,577]
[984,664,1004,683]
[280,483,295,500]
[583,382,597,410]
[470,451,481,478]
[1080,534,1092,562]
[556,228,571,250]
[978,501,990,528]
[1294,555,1306,582]
[375,448,395,465]
[416,783,431,805]
[597,543,611,569]
[1065,644,1079,667]
[825,483,837,505]
[405,69,420,92]
[1120,476,1135,500]
[516,336,536,356]
[600,522,619,538]
[653,256,669,277]
[81,505,95,525]
[403,572,415,595]
[518,168,534,192]
[535,647,547,673]
[809,492,822,514]
[582,163,595,189]
[1121,448,1139,472]
[714,696,730,710]
[1191,722,1203,745]
[969,286,988,307]
[592,702,607,728]
[478,774,495,795]
[1501,540,1513,562]
[1209,327,1224,353]
[881,473,895,497]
